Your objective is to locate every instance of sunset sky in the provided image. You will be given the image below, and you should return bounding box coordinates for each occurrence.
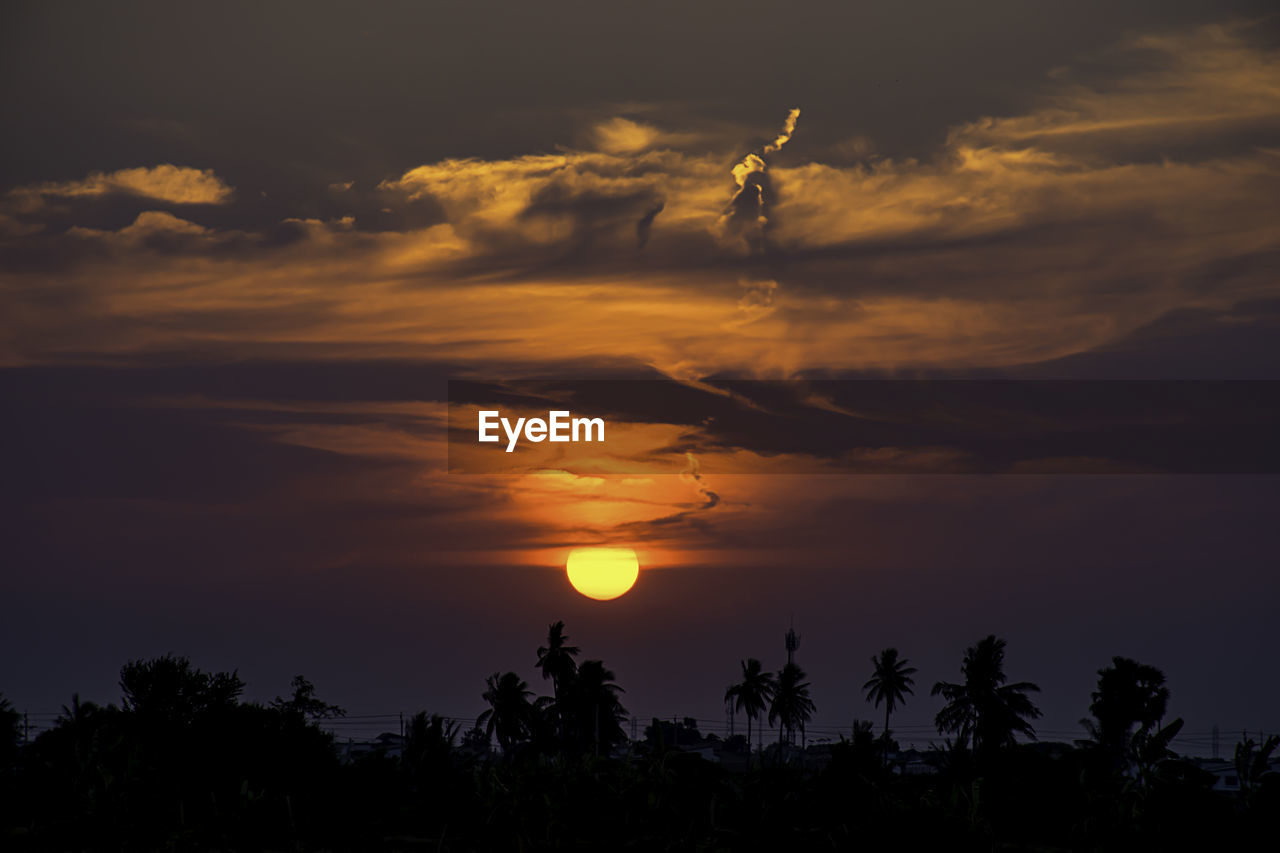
[3,2,1279,748]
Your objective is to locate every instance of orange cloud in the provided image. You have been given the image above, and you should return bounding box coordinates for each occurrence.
[10,164,233,207]
[954,22,1280,150]
[591,117,693,154]
[1,21,1277,382]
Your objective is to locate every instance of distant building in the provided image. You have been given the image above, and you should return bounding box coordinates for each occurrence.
[896,748,941,776]
[1196,759,1241,792]
[338,731,405,763]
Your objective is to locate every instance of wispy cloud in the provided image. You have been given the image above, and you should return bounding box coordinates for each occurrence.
[9,164,233,208]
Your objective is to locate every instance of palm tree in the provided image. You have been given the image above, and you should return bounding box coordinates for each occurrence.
[403,711,459,779]
[536,620,580,700]
[724,658,776,759]
[560,659,627,758]
[931,635,1041,760]
[863,648,916,758]
[537,621,581,744]
[477,671,534,756]
[769,662,816,752]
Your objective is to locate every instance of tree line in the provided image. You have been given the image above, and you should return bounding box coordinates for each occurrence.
[721,635,1042,762]
[1,623,1276,850]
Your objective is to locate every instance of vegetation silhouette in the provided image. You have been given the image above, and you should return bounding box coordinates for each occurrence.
[477,671,535,758]
[863,647,917,762]
[932,634,1042,764]
[536,619,580,744]
[536,620,581,695]
[724,658,775,761]
[768,662,817,751]
[1236,735,1280,806]
[1,634,1276,850]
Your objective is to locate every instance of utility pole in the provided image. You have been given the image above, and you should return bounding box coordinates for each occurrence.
[784,621,800,748]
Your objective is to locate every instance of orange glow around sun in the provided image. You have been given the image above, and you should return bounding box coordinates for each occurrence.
[565,547,640,600]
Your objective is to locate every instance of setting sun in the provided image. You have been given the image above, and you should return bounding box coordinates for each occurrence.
[565,547,640,600]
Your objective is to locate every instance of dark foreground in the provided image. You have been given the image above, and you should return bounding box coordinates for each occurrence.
[3,647,1277,851]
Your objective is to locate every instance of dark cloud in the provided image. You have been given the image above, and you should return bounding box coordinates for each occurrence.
[1018,298,1280,379]
[635,201,664,249]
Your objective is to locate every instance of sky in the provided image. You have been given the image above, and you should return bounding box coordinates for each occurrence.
[2,2,1279,751]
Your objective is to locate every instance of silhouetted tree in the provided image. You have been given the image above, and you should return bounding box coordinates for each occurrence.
[724,658,775,760]
[0,693,20,768]
[932,635,1041,760]
[116,654,251,827]
[1234,734,1280,807]
[537,620,580,743]
[26,693,126,832]
[403,711,459,777]
[769,662,816,750]
[460,725,492,760]
[1130,717,1184,794]
[560,659,627,757]
[477,672,534,757]
[829,719,882,779]
[863,647,916,758]
[22,657,341,847]
[119,653,243,725]
[850,718,875,747]
[536,620,581,698]
[1082,657,1168,755]
[271,675,345,721]
[53,694,109,800]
